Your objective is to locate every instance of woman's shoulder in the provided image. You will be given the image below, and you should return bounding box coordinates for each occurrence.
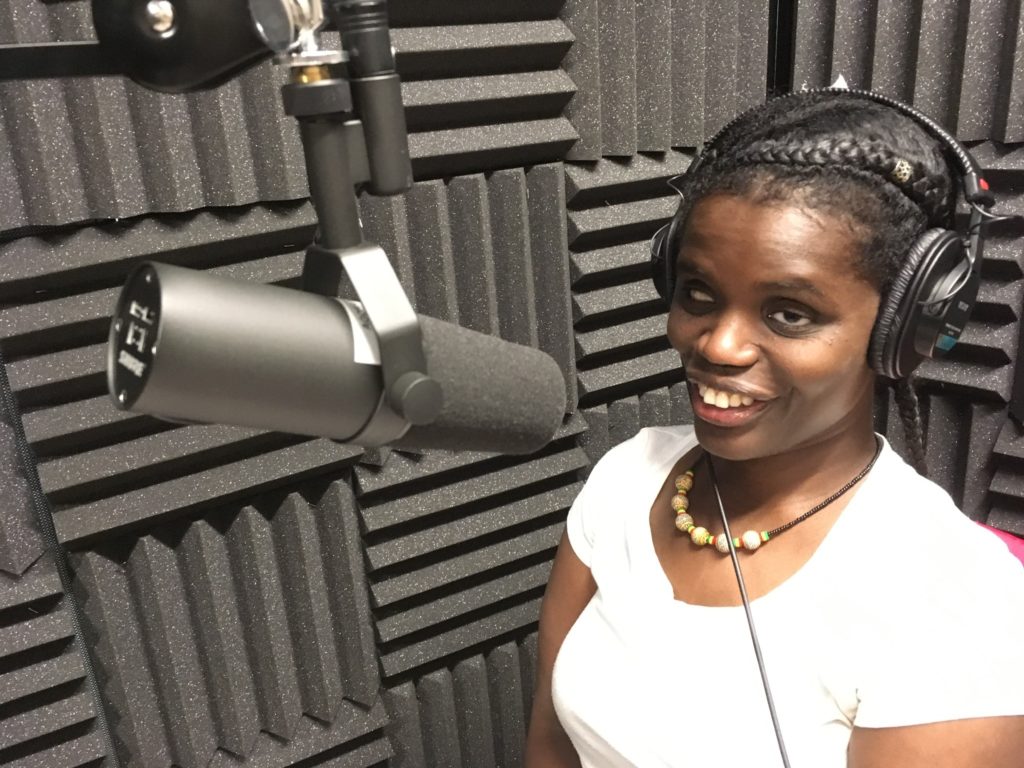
[567,425,697,568]
[849,438,1024,595]
[833,443,1024,728]
[578,425,697,517]
[588,424,697,481]
[640,423,699,455]
[861,439,974,530]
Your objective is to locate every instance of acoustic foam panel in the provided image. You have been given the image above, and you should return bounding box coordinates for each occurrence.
[0,366,107,767]
[0,0,308,233]
[355,417,586,681]
[985,211,1024,542]
[577,383,694,468]
[0,420,41,575]
[792,0,1024,142]
[561,0,770,159]
[70,480,388,768]
[566,152,691,407]
[384,635,537,768]
[990,414,1024,535]
[0,2,576,232]
[0,563,104,764]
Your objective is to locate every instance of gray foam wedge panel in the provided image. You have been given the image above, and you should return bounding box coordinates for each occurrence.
[793,0,1024,142]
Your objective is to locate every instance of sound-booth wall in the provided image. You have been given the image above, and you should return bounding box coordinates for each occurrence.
[1,1,1022,766]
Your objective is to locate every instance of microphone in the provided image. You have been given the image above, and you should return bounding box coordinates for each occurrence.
[107,262,567,454]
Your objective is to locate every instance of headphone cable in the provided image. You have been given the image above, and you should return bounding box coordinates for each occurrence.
[968,200,1020,226]
[706,456,793,768]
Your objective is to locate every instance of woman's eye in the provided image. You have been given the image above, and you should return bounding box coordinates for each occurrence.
[767,308,813,328]
[673,280,716,312]
[683,285,714,303]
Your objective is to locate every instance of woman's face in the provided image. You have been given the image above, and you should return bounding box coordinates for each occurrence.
[667,194,881,461]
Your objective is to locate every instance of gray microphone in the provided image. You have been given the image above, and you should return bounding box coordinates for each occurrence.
[107,262,566,454]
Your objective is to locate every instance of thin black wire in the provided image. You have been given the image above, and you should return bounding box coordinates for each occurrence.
[706,456,792,768]
[969,200,1020,226]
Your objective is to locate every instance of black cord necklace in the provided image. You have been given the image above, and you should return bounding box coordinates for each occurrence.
[671,436,883,553]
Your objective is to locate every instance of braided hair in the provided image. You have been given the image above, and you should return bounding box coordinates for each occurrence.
[673,92,956,475]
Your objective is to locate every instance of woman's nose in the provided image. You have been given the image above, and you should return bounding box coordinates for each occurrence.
[695,312,759,368]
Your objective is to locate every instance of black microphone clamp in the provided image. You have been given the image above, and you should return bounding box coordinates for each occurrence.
[91,0,272,93]
[303,241,444,434]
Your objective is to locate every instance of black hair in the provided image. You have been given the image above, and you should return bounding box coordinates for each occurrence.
[674,92,956,475]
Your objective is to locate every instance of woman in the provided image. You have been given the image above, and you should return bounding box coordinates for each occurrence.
[525,91,1024,767]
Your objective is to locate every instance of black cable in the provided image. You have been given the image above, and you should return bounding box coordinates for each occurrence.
[969,200,1020,226]
[706,457,792,768]
[0,42,119,80]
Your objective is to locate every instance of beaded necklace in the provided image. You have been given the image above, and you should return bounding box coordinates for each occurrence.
[671,438,883,553]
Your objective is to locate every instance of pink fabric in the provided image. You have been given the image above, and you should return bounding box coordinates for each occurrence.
[978,523,1024,565]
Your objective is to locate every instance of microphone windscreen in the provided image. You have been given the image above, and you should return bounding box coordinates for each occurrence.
[396,316,567,454]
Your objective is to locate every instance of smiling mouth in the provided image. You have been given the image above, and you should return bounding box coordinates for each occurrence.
[689,382,771,427]
[696,382,756,409]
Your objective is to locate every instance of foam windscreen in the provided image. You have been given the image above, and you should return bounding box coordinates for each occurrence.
[396,315,567,454]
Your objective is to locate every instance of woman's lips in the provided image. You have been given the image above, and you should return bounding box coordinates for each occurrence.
[689,381,771,427]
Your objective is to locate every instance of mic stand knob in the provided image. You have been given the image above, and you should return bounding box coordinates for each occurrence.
[391,373,444,426]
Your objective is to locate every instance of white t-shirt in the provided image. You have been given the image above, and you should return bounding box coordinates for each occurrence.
[552,425,1024,768]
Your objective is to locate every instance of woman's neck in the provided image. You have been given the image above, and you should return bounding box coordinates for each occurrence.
[701,416,879,524]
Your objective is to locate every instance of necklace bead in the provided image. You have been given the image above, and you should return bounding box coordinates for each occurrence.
[674,513,694,532]
[740,530,762,551]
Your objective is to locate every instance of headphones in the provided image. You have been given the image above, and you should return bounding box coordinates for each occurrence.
[650,87,998,380]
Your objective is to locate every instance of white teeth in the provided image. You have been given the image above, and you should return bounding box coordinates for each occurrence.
[695,383,759,409]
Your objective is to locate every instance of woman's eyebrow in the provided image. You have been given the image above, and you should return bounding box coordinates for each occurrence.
[679,227,711,249]
[756,277,827,298]
[674,252,707,274]
[676,241,830,299]
[675,255,825,297]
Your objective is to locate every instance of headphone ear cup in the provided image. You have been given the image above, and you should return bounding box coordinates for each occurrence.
[650,223,672,304]
[869,228,962,379]
[650,208,686,307]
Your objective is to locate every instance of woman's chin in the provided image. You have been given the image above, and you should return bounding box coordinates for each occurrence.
[694,426,765,462]
[691,418,790,462]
